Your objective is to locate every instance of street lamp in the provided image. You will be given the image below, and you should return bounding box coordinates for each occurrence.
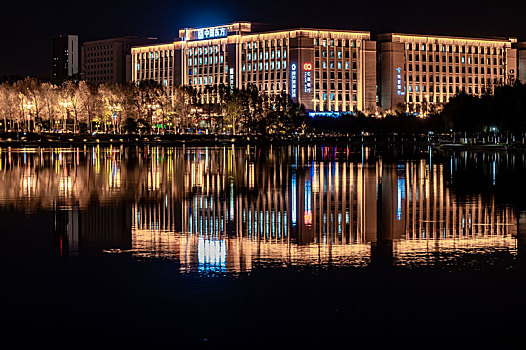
[23,102,35,132]
[59,100,72,132]
[109,104,122,134]
[146,104,159,134]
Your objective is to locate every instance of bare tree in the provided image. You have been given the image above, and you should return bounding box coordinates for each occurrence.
[62,81,81,133]
[78,81,101,133]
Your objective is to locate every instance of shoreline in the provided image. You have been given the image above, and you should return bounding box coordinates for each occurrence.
[0,132,524,150]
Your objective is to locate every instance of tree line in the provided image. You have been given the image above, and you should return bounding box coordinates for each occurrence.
[1,77,525,136]
[0,78,307,135]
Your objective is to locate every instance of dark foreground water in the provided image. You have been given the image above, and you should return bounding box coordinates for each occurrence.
[4,145,526,346]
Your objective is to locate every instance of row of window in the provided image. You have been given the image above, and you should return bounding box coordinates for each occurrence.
[318,93,358,101]
[137,61,172,70]
[407,65,503,74]
[316,61,357,69]
[85,63,113,70]
[188,46,224,55]
[243,41,287,50]
[242,61,287,71]
[315,103,357,113]
[188,66,228,76]
[242,49,286,61]
[407,76,501,84]
[314,39,359,47]
[407,54,504,64]
[85,70,113,76]
[188,76,228,85]
[85,57,114,64]
[315,50,357,59]
[405,43,506,55]
[188,55,225,66]
[407,81,503,93]
[135,51,175,59]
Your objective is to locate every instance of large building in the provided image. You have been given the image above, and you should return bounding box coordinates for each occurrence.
[52,35,79,83]
[131,22,377,113]
[377,33,518,113]
[81,37,158,84]
[517,42,526,83]
[130,22,526,115]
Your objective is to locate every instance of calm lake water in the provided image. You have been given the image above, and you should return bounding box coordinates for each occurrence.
[6,145,526,344]
[2,145,523,272]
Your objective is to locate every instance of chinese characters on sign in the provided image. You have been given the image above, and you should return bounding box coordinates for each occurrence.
[396,67,405,95]
[197,27,227,40]
[303,63,312,93]
[291,63,297,98]
[229,68,234,91]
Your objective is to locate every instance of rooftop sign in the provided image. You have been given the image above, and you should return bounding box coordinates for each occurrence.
[196,27,227,40]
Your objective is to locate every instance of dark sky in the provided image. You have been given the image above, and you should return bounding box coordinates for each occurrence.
[2,0,525,78]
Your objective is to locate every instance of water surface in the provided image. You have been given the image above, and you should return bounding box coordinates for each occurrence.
[2,145,521,273]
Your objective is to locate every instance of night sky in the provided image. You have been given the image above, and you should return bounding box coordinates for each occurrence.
[2,0,525,79]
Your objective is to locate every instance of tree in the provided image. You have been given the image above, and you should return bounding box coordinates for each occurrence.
[61,81,81,132]
[78,81,100,133]
[0,83,17,132]
[224,90,245,135]
[40,83,60,131]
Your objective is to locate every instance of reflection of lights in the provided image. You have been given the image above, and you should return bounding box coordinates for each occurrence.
[304,172,312,225]
[59,176,72,193]
[198,237,226,273]
[291,171,297,225]
[22,176,35,196]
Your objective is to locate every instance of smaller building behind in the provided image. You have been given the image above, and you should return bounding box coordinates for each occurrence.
[52,34,79,84]
[81,37,158,85]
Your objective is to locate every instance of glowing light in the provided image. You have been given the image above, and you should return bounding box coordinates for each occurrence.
[196,27,227,40]
[291,63,297,98]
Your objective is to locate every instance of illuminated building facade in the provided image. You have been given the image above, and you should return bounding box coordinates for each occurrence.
[131,22,377,113]
[377,33,518,112]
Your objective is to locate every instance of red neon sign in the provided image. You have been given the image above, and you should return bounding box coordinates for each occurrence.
[303,63,312,71]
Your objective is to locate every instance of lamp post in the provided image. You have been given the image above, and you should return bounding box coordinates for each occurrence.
[146,104,159,134]
[109,104,121,134]
[59,100,72,132]
[23,102,35,132]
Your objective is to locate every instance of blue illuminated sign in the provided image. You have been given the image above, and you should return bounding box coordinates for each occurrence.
[396,67,405,96]
[291,63,297,98]
[308,111,353,118]
[197,27,227,40]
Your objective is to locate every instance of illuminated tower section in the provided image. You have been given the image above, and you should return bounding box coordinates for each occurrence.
[378,40,406,111]
[289,37,315,110]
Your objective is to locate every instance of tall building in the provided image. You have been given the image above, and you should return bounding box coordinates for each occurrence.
[131,22,377,114]
[517,42,526,83]
[52,35,79,83]
[377,33,517,113]
[81,37,158,85]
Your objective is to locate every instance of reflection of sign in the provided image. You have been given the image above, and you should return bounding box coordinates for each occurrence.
[395,67,405,96]
[197,27,227,40]
[303,63,312,71]
[291,63,297,98]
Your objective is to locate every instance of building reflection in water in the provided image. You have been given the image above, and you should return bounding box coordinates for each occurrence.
[0,146,518,272]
